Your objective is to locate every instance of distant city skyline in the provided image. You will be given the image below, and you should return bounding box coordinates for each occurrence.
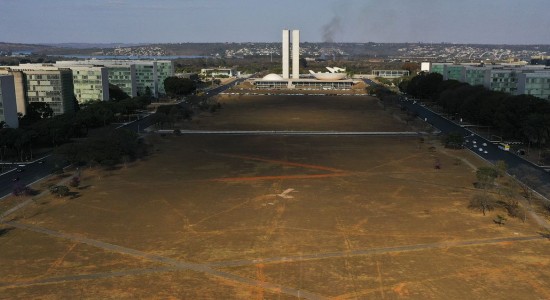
[1,0,549,45]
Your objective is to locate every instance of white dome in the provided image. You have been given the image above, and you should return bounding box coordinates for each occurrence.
[311,73,347,80]
[262,73,284,80]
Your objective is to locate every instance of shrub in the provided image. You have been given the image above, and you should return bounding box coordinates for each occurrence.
[469,194,496,215]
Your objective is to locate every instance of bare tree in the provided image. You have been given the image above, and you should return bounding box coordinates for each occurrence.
[469,194,496,216]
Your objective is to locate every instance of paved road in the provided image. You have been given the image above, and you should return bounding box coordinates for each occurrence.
[402,100,550,200]
[204,77,247,97]
[0,157,60,199]
[0,79,245,199]
[159,130,421,136]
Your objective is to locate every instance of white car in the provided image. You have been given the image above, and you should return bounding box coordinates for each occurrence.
[479,148,483,152]
[482,143,487,146]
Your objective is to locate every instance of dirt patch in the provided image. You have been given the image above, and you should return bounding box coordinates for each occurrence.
[1,95,549,299]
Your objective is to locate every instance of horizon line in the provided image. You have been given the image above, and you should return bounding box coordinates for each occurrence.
[2,41,550,47]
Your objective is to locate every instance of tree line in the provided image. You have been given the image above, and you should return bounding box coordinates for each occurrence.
[0,91,151,163]
[400,73,550,149]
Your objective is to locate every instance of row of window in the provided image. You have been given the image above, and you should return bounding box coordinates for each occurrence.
[75,71,98,75]
[30,86,60,91]
[74,80,103,85]
[74,75,102,80]
[526,78,550,84]
[28,97,62,102]
[75,86,100,92]
[28,75,60,80]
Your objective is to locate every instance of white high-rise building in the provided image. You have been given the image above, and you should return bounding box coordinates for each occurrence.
[292,30,300,79]
[282,29,300,80]
[0,75,19,128]
[282,30,290,79]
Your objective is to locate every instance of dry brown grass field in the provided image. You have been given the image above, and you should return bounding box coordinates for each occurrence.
[1,95,549,299]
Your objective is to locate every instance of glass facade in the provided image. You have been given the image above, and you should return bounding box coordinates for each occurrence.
[488,70,518,94]
[430,64,446,76]
[156,61,174,95]
[254,80,355,90]
[22,69,75,115]
[464,68,487,86]
[445,65,464,81]
[428,63,550,101]
[371,70,410,78]
[519,72,550,100]
[72,67,109,103]
[135,63,157,97]
[57,59,173,98]
[108,66,137,97]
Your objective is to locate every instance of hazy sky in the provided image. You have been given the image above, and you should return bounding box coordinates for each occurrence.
[1,0,549,44]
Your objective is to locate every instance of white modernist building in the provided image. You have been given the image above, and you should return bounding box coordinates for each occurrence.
[57,59,174,97]
[282,29,300,79]
[427,62,550,100]
[292,30,300,80]
[0,75,19,128]
[282,30,290,79]
[253,29,358,90]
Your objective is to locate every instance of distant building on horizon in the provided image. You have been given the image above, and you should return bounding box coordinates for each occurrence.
[371,70,410,78]
[200,68,239,78]
[531,56,550,66]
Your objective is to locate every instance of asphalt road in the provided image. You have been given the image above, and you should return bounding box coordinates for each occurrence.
[402,99,550,200]
[0,157,60,199]
[0,79,246,199]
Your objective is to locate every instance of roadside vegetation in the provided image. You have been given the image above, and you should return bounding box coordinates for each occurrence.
[0,86,151,166]
[468,162,529,224]
[400,73,550,163]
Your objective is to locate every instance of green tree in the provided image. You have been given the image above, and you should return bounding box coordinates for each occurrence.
[23,102,54,124]
[406,72,443,100]
[401,62,419,75]
[109,84,130,101]
[50,185,70,197]
[521,113,550,157]
[164,77,197,97]
[144,86,153,98]
[476,167,498,189]
[442,132,464,149]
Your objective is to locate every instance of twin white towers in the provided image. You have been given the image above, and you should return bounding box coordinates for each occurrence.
[282,29,300,79]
